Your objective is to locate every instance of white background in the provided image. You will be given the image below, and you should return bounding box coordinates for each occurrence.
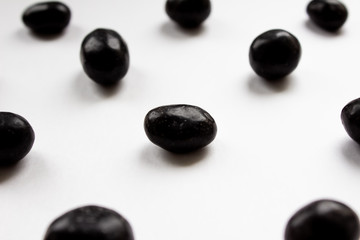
[1,0,360,239]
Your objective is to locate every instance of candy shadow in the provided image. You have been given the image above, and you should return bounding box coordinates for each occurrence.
[28,30,67,41]
[15,25,83,42]
[141,144,209,167]
[304,19,345,37]
[247,73,293,95]
[340,139,360,168]
[73,71,124,101]
[160,21,207,39]
[0,156,29,183]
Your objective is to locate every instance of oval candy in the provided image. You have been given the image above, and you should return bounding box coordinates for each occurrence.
[165,0,211,28]
[341,98,360,144]
[22,1,71,35]
[285,199,360,240]
[144,104,217,153]
[80,28,130,86]
[0,112,35,166]
[44,205,135,240]
[307,0,348,32]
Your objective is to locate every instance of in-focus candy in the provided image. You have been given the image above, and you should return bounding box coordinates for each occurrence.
[144,104,217,153]
[249,29,301,81]
[80,28,130,86]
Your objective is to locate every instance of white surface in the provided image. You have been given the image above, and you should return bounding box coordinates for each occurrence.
[1,0,360,239]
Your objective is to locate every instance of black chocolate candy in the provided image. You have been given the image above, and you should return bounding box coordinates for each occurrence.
[80,28,130,86]
[0,112,35,166]
[285,199,360,240]
[249,29,301,80]
[307,0,348,32]
[341,98,360,144]
[44,205,135,240]
[144,104,217,153]
[165,0,211,28]
[22,1,71,35]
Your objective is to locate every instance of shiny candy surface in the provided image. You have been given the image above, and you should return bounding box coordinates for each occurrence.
[249,29,301,80]
[165,0,211,28]
[341,98,360,144]
[144,104,217,153]
[22,1,71,34]
[0,112,35,166]
[80,29,130,86]
[285,199,360,240]
[307,0,348,32]
[44,205,135,240]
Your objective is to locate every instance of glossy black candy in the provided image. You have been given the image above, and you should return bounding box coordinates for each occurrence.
[307,0,348,32]
[144,104,217,153]
[165,0,211,28]
[341,98,360,144]
[44,205,135,240]
[249,29,301,80]
[22,1,71,35]
[0,112,35,166]
[80,29,130,86]
[285,199,360,240]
